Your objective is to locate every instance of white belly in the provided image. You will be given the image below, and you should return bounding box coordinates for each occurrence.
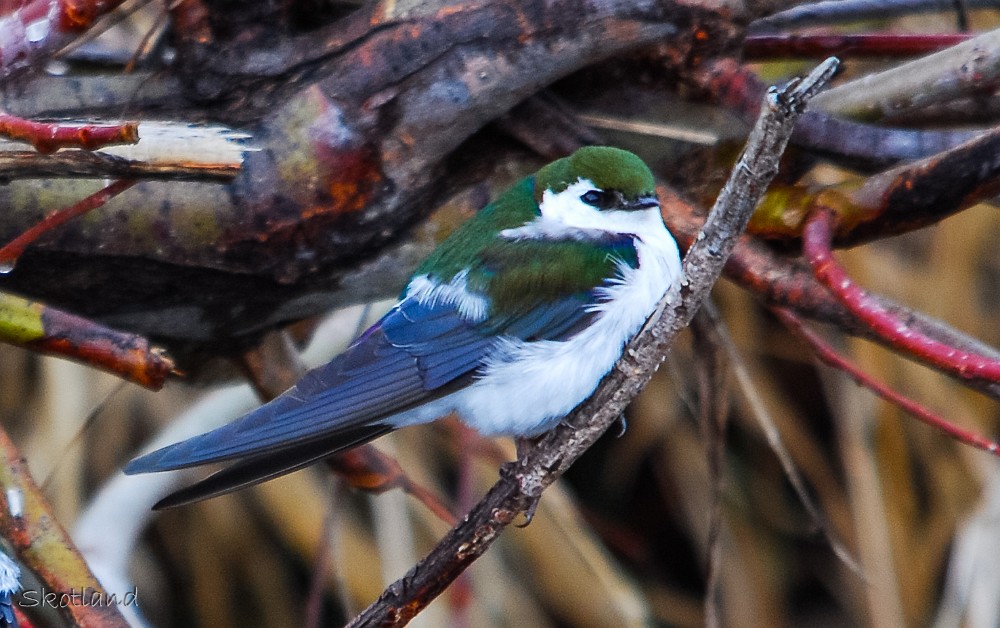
[450,228,681,435]
[390,198,682,437]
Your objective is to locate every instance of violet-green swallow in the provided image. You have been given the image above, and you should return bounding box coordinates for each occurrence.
[125,146,683,509]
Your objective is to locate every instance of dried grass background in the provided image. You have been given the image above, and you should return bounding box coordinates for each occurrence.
[3,6,1000,628]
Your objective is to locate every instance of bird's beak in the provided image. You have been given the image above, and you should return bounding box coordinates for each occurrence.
[628,195,659,211]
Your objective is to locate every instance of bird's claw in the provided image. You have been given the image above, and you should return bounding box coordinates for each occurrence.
[501,448,543,527]
[517,493,542,527]
[614,413,627,437]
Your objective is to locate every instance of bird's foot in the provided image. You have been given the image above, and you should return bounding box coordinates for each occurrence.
[518,493,542,527]
[614,413,628,437]
[500,449,543,527]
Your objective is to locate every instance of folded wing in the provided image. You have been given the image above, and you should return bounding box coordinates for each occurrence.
[126,231,638,508]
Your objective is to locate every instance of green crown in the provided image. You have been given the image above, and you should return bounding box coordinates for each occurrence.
[534,146,655,203]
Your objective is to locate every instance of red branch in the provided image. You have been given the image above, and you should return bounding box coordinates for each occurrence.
[774,307,999,455]
[0,112,138,154]
[0,0,127,78]
[326,448,457,526]
[0,178,135,271]
[803,206,1000,384]
[26,296,176,389]
[744,33,971,60]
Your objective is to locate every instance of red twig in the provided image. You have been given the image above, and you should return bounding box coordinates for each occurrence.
[803,206,1000,384]
[0,113,139,154]
[326,447,457,526]
[0,178,135,271]
[0,0,128,79]
[0,291,177,389]
[774,307,999,455]
[744,33,971,60]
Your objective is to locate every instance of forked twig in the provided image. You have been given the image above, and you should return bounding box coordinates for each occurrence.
[803,206,1000,385]
[775,307,1000,455]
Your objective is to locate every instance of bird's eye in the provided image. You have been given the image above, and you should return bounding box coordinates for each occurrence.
[581,190,608,207]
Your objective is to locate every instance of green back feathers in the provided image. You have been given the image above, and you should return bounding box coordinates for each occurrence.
[473,238,637,315]
[411,147,649,315]
[413,176,539,283]
[533,146,655,203]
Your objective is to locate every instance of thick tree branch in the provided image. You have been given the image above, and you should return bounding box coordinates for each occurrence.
[809,27,1000,120]
[346,57,841,628]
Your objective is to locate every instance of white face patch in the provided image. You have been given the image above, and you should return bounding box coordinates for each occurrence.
[500,178,662,241]
[539,178,605,225]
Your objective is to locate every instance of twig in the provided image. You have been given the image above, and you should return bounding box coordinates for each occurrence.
[774,307,1000,454]
[0,113,138,154]
[661,182,1000,402]
[54,0,154,60]
[0,0,128,79]
[0,291,175,389]
[744,33,970,60]
[751,0,1000,32]
[0,179,135,271]
[713,303,864,579]
[325,448,457,526]
[0,150,241,181]
[803,206,1000,385]
[691,308,729,628]
[345,56,842,628]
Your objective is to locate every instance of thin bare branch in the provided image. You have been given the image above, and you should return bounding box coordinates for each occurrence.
[691,307,729,628]
[775,307,1000,455]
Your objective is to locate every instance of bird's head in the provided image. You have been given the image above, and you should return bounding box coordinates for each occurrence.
[534,146,659,218]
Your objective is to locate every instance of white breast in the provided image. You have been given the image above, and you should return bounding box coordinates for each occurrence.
[390,178,682,436]
[454,209,680,435]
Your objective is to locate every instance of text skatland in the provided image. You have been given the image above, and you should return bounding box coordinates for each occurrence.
[19,587,138,608]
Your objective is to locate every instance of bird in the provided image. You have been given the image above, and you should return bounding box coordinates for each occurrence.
[125,146,683,509]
